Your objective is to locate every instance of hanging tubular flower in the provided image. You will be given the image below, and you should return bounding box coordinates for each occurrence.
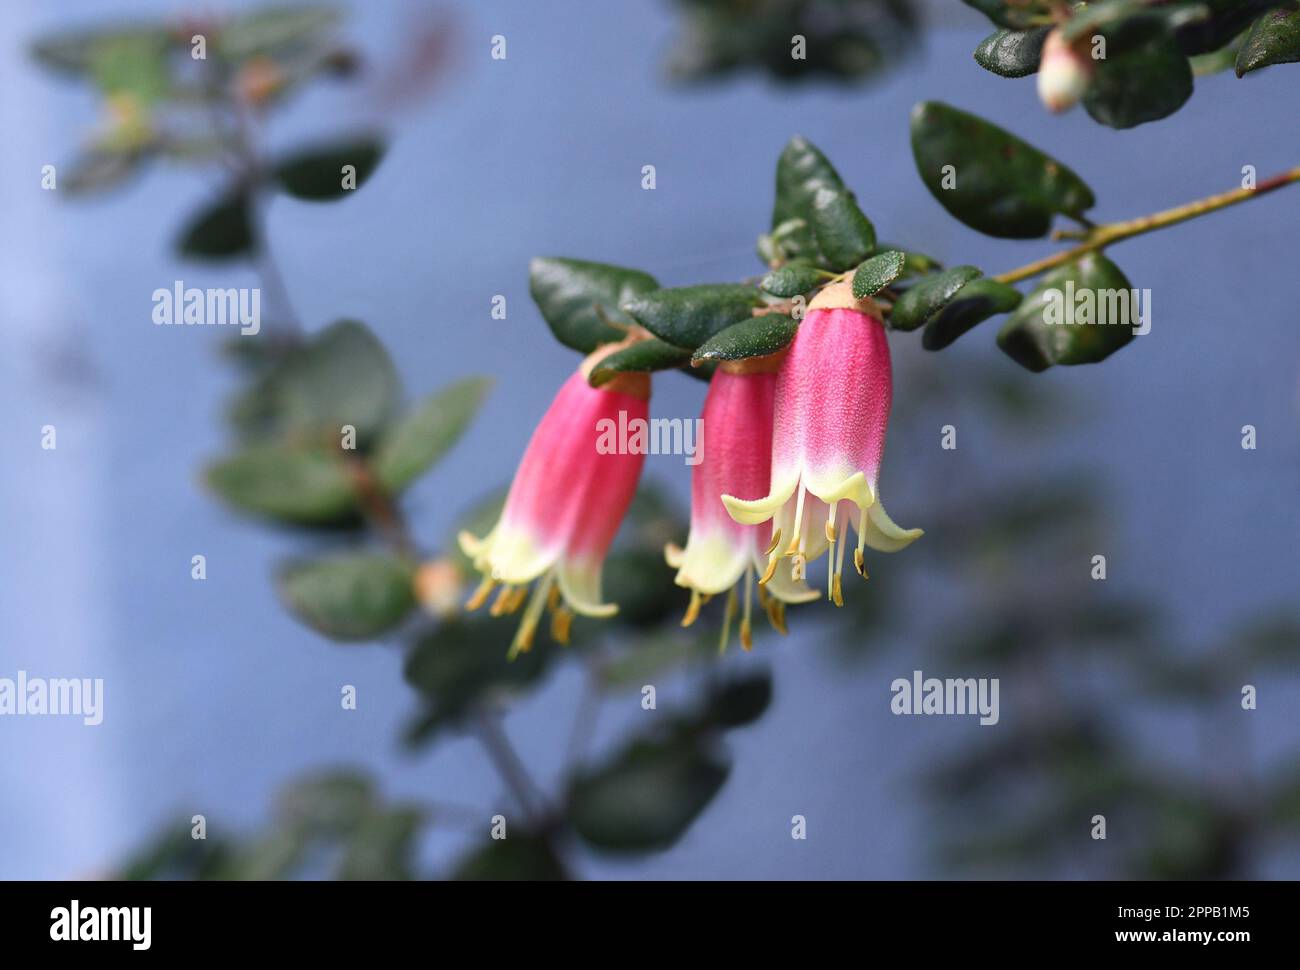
[665,361,817,651]
[459,343,649,657]
[723,280,922,604]
[1037,28,1094,114]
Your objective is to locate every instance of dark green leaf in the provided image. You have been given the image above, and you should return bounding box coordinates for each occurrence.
[760,262,824,297]
[771,136,846,264]
[888,266,983,332]
[568,736,729,852]
[205,444,358,526]
[272,137,385,200]
[452,833,568,880]
[910,101,1096,238]
[1060,1,1172,54]
[529,258,659,353]
[808,186,876,270]
[703,671,773,728]
[852,250,907,298]
[228,320,400,444]
[1175,0,1277,56]
[1236,7,1300,75]
[691,313,798,364]
[278,552,416,641]
[997,252,1139,371]
[373,377,491,493]
[588,338,691,387]
[177,191,255,260]
[1084,34,1194,129]
[922,278,1023,350]
[622,284,764,350]
[974,26,1051,77]
[962,0,1054,30]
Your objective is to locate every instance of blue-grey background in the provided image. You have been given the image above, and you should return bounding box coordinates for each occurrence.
[1,0,1297,879]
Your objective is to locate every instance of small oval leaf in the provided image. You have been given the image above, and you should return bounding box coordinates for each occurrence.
[373,377,492,493]
[888,266,983,332]
[973,26,1050,77]
[921,278,1023,351]
[692,313,798,364]
[273,136,386,200]
[588,338,692,387]
[760,263,824,297]
[622,284,764,350]
[852,250,907,299]
[529,258,659,353]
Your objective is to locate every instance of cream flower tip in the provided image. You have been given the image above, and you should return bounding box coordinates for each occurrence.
[805,470,875,510]
[807,279,881,316]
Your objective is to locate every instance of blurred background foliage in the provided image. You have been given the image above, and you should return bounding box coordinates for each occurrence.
[26,1,1300,879]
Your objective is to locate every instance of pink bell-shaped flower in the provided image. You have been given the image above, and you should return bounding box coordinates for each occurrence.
[666,362,817,649]
[460,344,649,656]
[723,281,922,604]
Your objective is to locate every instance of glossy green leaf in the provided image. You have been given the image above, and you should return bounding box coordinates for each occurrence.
[889,266,983,332]
[771,136,846,264]
[278,552,416,641]
[1084,34,1193,129]
[452,833,568,880]
[922,278,1023,351]
[910,101,1095,238]
[808,185,876,270]
[691,313,798,364]
[622,284,764,350]
[962,0,1054,30]
[588,338,691,387]
[852,249,907,298]
[177,192,255,260]
[272,137,385,200]
[1175,0,1277,56]
[1060,0,1171,54]
[997,252,1139,371]
[205,444,358,526]
[228,320,400,444]
[1236,8,1300,75]
[760,262,824,297]
[974,26,1050,77]
[373,377,491,493]
[568,736,730,852]
[529,257,659,353]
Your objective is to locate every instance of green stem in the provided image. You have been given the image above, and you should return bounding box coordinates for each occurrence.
[993,164,1300,286]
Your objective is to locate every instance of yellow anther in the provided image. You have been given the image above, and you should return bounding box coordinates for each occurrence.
[465,576,498,612]
[681,590,704,628]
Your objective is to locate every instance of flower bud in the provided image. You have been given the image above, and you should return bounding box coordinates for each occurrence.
[1037,28,1094,114]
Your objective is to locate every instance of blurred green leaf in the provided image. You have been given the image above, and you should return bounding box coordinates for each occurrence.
[452,832,568,880]
[277,770,375,836]
[910,101,1095,238]
[373,377,491,493]
[588,338,691,387]
[1236,7,1300,75]
[852,249,907,299]
[889,266,982,332]
[337,807,423,880]
[921,277,1022,350]
[962,0,1053,30]
[278,551,416,641]
[177,191,255,261]
[702,670,773,728]
[60,148,147,196]
[218,4,343,61]
[205,443,358,526]
[568,735,730,852]
[996,253,1138,371]
[529,257,659,353]
[623,284,764,350]
[1084,33,1193,129]
[973,26,1050,77]
[229,319,401,445]
[691,313,797,364]
[272,136,385,200]
[599,629,717,689]
[90,32,169,104]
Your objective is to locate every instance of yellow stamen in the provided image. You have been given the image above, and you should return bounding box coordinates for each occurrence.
[465,576,498,612]
[508,572,554,659]
[855,506,869,577]
[681,589,704,628]
[765,597,787,635]
[547,583,561,611]
[784,485,807,556]
[765,528,783,557]
[550,606,573,645]
[791,553,806,582]
[489,584,515,616]
[759,550,780,586]
[854,548,868,579]
[826,503,838,601]
[824,520,837,543]
[740,570,754,651]
[832,573,844,607]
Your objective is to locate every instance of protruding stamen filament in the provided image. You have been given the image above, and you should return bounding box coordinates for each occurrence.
[854,548,868,579]
[759,550,780,586]
[784,485,807,556]
[826,504,838,601]
[681,589,704,628]
[831,573,844,607]
[489,584,515,616]
[718,586,738,654]
[740,569,754,651]
[509,572,554,660]
[765,597,787,635]
[465,576,498,612]
[855,507,869,577]
[547,583,561,612]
